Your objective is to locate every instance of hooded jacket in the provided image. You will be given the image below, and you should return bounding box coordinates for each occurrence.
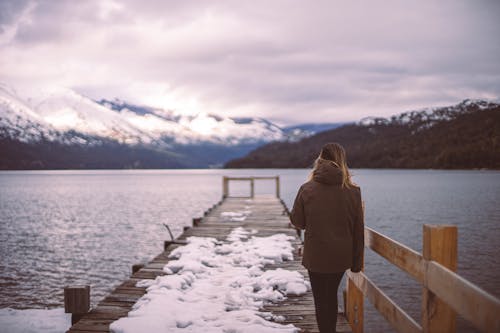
[290,160,364,273]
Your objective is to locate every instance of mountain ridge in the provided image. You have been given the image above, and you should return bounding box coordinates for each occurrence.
[0,84,337,169]
[224,99,500,169]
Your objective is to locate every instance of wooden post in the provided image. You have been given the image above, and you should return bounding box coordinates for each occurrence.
[347,226,364,333]
[422,224,457,333]
[222,176,228,199]
[64,285,90,325]
[347,276,364,333]
[204,207,212,216]
[275,176,280,198]
[250,178,255,198]
[193,217,202,227]
[132,264,144,274]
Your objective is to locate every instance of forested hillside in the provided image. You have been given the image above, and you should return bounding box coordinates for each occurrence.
[225,101,500,169]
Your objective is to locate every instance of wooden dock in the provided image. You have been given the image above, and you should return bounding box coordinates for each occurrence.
[64,175,500,333]
[66,192,351,332]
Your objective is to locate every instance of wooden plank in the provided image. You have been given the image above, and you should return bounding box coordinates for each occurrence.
[365,227,425,283]
[68,318,113,332]
[348,271,422,333]
[422,225,457,333]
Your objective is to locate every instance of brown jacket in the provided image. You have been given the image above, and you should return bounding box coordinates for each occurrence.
[290,161,364,273]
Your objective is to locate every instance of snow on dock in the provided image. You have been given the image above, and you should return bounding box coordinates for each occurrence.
[66,195,351,333]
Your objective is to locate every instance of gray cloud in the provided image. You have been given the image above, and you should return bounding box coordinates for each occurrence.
[0,0,30,27]
[0,0,499,124]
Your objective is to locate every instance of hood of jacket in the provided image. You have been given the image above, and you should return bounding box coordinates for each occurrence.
[312,160,343,185]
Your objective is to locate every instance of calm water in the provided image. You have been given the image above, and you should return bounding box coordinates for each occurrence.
[0,169,499,332]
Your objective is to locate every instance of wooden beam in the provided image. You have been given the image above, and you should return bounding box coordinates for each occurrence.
[225,176,278,180]
[365,227,425,283]
[425,261,500,333]
[422,224,457,333]
[348,271,422,333]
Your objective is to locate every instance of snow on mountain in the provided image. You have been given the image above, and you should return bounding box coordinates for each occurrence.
[32,87,157,145]
[283,123,346,141]
[96,99,285,145]
[0,84,288,147]
[0,84,60,142]
[358,99,500,129]
[7,82,495,151]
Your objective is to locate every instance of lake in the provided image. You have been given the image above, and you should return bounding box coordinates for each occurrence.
[0,169,499,332]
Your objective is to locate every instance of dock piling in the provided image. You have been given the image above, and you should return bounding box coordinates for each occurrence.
[193,217,202,227]
[64,285,90,325]
[132,264,144,275]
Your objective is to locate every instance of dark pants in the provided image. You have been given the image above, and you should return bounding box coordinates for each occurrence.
[308,270,345,333]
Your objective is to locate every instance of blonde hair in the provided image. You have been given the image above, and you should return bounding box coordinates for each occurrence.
[309,143,355,188]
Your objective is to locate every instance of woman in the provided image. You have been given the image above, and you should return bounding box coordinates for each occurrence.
[290,142,364,333]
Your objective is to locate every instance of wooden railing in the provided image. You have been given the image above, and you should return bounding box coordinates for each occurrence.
[222,176,280,198]
[345,225,500,333]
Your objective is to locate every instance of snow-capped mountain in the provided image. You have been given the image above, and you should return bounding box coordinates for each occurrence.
[0,83,59,143]
[358,99,499,129]
[32,88,155,145]
[4,82,496,169]
[0,84,288,147]
[96,99,285,146]
[0,85,302,169]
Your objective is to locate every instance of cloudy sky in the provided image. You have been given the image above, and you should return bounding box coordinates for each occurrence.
[1,0,499,125]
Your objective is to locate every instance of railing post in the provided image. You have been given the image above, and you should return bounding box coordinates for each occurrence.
[346,275,364,333]
[222,176,228,199]
[347,199,364,332]
[275,176,280,198]
[422,224,457,333]
[250,178,255,198]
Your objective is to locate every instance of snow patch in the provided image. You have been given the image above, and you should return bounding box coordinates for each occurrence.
[0,307,71,333]
[110,227,308,333]
[221,210,252,222]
